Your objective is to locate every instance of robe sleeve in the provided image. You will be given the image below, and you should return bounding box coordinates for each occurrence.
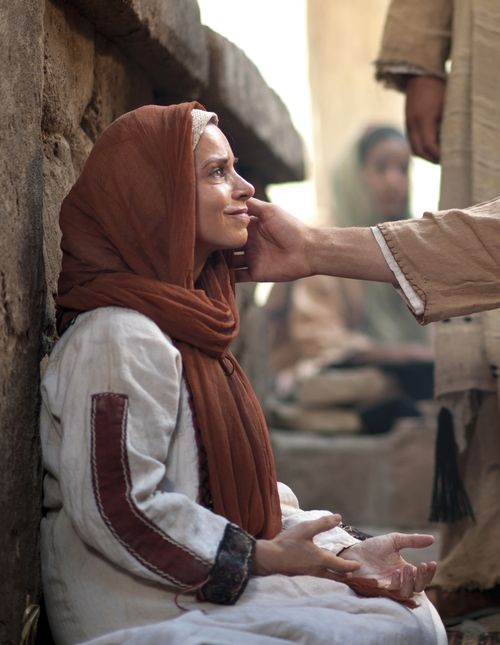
[41,308,254,605]
[374,0,452,91]
[377,197,500,323]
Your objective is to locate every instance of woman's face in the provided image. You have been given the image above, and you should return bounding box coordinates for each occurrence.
[194,124,255,270]
[361,137,410,220]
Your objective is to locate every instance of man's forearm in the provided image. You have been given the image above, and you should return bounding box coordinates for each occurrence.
[308,227,397,284]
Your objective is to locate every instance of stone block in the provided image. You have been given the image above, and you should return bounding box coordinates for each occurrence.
[296,367,398,407]
[271,416,436,529]
[81,36,155,142]
[202,29,305,185]
[67,0,208,99]
[63,0,304,186]
[68,125,94,176]
[43,0,94,137]
[42,134,76,343]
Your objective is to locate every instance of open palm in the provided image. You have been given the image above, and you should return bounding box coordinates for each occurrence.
[341,532,437,596]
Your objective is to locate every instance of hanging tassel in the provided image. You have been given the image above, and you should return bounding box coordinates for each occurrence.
[429,407,475,523]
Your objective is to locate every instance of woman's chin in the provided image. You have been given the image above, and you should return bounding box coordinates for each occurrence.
[225,230,248,251]
[236,230,249,249]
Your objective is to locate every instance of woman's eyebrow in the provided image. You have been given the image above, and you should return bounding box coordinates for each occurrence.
[202,155,229,169]
[201,155,238,169]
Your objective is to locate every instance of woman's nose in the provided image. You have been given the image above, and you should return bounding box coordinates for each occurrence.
[234,173,255,200]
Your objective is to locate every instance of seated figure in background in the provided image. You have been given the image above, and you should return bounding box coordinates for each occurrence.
[266,127,434,434]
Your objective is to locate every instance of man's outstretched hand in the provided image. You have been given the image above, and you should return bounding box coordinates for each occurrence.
[234,198,316,283]
[339,532,437,597]
[234,198,394,285]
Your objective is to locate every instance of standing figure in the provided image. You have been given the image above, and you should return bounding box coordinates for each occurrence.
[376,0,500,615]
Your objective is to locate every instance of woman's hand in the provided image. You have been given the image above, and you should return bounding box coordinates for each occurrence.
[339,533,437,597]
[253,514,361,578]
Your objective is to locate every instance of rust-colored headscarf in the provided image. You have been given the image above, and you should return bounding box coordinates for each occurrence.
[56,102,281,539]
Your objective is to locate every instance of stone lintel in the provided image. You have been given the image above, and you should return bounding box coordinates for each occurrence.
[63,1,304,184]
[65,0,208,99]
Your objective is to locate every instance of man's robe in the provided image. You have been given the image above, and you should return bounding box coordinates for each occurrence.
[376,0,500,591]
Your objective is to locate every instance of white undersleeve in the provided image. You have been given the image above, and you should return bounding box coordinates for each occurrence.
[371,226,424,316]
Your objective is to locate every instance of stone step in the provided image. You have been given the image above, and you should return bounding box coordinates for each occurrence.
[271,416,438,530]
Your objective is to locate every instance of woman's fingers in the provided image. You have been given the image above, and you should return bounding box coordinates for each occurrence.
[414,563,428,593]
[387,560,437,595]
[319,569,354,582]
[389,569,401,590]
[288,515,360,574]
[387,565,414,595]
[257,519,438,588]
[323,553,360,574]
[400,564,417,598]
[391,532,435,551]
[293,514,342,540]
[424,561,437,587]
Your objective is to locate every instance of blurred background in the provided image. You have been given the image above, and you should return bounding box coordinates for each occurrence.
[198,0,440,232]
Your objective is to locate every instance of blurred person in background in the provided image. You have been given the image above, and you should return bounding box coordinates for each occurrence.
[266,127,433,434]
[376,0,500,618]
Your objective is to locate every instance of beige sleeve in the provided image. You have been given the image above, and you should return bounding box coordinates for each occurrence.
[377,197,500,323]
[375,0,452,91]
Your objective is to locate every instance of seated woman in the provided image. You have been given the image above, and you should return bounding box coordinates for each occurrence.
[40,103,446,645]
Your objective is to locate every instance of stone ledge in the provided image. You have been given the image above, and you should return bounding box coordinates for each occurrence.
[202,29,305,184]
[63,0,304,184]
[66,0,208,99]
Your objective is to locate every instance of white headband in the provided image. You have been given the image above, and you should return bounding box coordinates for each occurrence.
[191,109,219,150]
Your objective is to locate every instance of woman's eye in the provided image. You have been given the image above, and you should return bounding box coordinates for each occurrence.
[211,167,225,178]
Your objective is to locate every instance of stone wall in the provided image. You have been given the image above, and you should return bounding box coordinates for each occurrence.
[1,2,45,643]
[0,2,304,642]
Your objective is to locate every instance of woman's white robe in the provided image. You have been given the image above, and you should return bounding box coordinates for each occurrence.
[40,307,446,645]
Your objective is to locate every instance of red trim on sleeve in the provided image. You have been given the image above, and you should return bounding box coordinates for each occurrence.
[90,392,211,588]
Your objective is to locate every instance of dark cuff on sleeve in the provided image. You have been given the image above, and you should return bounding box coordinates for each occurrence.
[198,523,255,605]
